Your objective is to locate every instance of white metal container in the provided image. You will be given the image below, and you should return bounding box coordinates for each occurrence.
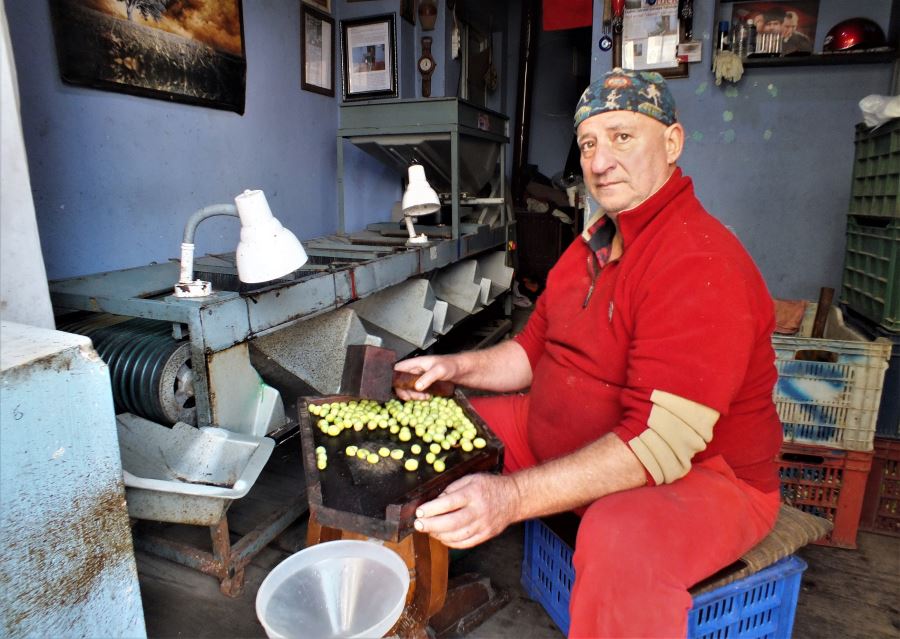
[116,413,274,525]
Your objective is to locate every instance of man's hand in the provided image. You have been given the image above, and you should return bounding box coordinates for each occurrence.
[394,355,459,400]
[413,473,521,548]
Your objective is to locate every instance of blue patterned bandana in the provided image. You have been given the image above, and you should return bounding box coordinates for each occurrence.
[574,68,678,130]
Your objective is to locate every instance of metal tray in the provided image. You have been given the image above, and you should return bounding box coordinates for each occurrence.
[299,391,503,542]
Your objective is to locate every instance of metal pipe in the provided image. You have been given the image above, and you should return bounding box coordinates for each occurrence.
[177,204,239,293]
[181,204,238,243]
[511,0,540,206]
[457,197,506,205]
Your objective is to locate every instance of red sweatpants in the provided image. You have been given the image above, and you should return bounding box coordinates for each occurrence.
[471,394,781,639]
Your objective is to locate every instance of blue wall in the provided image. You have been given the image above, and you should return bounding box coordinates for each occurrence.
[586,0,895,299]
[5,0,897,301]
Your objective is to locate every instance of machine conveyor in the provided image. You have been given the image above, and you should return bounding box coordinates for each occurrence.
[49,223,513,440]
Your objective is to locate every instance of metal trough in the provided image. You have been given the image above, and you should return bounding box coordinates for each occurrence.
[116,414,274,526]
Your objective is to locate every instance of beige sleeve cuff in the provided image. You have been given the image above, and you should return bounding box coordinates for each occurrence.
[627,390,720,485]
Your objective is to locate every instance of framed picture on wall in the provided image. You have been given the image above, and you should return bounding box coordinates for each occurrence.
[48,0,246,114]
[303,0,332,14]
[340,14,398,101]
[302,4,335,96]
[614,0,688,79]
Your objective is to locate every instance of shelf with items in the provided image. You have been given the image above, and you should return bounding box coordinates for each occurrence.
[741,49,897,68]
[712,0,898,69]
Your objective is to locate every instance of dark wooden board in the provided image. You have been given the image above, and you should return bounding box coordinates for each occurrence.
[299,391,504,542]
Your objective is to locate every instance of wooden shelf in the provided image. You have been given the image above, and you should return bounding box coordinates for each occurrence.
[741,49,898,68]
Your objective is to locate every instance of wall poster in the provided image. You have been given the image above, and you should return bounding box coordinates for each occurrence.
[49,0,246,114]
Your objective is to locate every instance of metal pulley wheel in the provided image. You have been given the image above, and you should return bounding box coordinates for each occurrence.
[58,314,197,425]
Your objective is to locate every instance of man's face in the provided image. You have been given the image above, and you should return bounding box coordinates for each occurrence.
[764,19,782,34]
[782,16,797,38]
[577,110,683,217]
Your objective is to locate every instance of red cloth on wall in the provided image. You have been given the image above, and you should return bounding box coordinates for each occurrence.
[543,0,593,31]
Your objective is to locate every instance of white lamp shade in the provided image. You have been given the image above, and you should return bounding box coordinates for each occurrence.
[234,189,308,283]
[401,164,441,217]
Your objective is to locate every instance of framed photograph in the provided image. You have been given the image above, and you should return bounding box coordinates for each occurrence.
[729,1,818,56]
[49,0,246,114]
[614,0,688,79]
[302,4,335,96]
[303,0,332,14]
[340,15,398,101]
[400,0,416,25]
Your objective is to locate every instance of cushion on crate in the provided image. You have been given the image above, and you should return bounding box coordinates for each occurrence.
[774,299,808,335]
[689,505,832,595]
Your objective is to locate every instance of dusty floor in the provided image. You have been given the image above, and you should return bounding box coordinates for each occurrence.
[135,445,900,639]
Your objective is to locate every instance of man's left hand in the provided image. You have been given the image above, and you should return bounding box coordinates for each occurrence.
[413,473,520,548]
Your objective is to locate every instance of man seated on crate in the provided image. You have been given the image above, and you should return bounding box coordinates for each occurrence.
[394,68,782,638]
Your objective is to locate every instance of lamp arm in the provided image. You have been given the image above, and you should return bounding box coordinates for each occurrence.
[177,204,238,289]
[181,204,238,243]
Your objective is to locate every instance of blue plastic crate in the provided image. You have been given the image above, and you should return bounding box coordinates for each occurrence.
[521,518,807,638]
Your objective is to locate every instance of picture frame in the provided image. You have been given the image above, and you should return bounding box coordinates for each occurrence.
[340,14,398,101]
[49,0,246,114]
[614,0,688,79]
[728,1,818,57]
[302,0,332,14]
[301,4,335,96]
[400,0,416,26]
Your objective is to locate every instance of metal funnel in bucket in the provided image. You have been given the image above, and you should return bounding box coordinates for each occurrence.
[256,540,410,639]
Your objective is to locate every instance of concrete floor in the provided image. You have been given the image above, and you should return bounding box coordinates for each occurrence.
[134,442,900,639]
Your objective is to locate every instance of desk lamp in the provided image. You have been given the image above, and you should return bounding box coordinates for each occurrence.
[401,163,441,246]
[173,189,308,297]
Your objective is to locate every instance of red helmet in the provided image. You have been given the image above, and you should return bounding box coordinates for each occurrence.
[823,18,886,52]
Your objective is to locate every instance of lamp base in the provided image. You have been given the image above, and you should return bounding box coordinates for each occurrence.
[406,234,430,246]
[173,279,213,298]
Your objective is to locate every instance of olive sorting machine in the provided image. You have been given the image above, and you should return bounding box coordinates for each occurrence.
[48,98,514,595]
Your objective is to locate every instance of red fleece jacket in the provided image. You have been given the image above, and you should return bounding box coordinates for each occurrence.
[514,169,782,493]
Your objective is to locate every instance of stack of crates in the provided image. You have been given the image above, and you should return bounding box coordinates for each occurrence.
[772,304,891,548]
[843,119,900,334]
[840,119,900,540]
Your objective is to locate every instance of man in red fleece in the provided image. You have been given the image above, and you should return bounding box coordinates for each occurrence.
[394,68,782,638]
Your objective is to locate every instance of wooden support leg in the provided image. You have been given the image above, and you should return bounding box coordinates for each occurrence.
[307,512,448,639]
[428,573,511,639]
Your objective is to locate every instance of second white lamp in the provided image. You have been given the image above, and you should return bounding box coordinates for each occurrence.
[400,163,441,245]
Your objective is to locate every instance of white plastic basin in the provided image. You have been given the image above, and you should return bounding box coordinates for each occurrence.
[256,540,410,639]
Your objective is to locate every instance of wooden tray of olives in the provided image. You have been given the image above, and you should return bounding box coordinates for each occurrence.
[298,391,504,542]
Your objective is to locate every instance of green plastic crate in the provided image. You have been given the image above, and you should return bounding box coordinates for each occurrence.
[850,120,900,219]
[841,216,900,333]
